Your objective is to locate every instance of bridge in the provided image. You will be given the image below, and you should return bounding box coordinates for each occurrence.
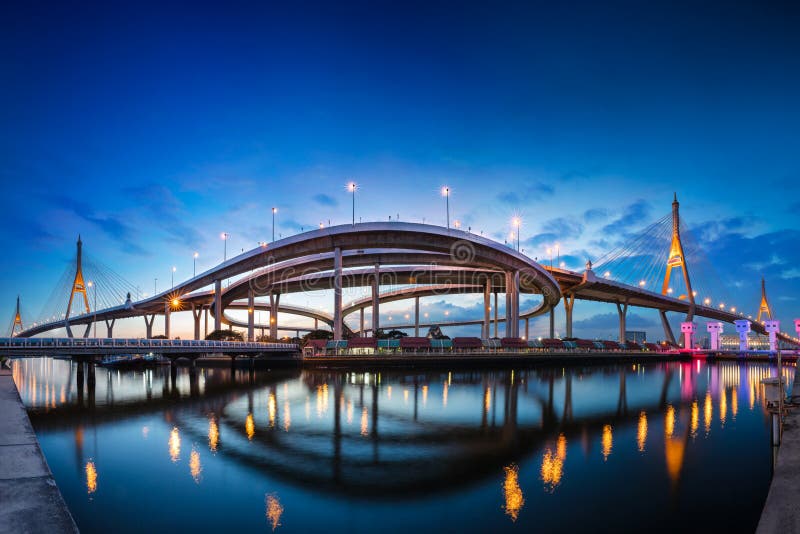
[6,195,800,354]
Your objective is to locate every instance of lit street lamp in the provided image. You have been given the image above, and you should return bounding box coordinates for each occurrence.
[511,216,521,251]
[271,207,277,242]
[348,182,357,226]
[221,232,230,261]
[441,186,450,229]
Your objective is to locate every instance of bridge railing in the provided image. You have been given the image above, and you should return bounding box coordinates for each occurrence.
[0,338,297,350]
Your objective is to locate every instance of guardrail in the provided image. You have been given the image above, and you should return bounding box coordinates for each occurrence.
[0,338,297,351]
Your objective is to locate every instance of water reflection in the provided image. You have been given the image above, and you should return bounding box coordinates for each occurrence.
[502,464,524,521]
[14,358,793,533]
[265,493,284,531]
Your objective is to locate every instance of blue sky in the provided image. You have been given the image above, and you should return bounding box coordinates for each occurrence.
[2,1,799,340]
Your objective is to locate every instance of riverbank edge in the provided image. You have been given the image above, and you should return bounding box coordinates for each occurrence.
[0,368,78,534]
[756,370,800,533]
[300,351,690,369]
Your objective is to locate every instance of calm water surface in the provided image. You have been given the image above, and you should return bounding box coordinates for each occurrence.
[12,358,792,533]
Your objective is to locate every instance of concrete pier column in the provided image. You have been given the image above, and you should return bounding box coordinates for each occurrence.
[204,307,209,338]
[493,292,499,338]
[269,292,280,340]
[144,314,155,339]
[707,322,723,350]
[680,322,697,349]
[564,293,575,338]
[483,278,491,339]
[525,317,529,340]
[660,310,676,344]
[764,320,781,352]
[549,308,555,339]
[105,318,115,338]
[360,308,365,337]
[87,361,96,387]
[164,302,171,339]
[511,271,520,337]
[333,246,343,339]
[616,300,629,344]
[505,271,513,338]
[371,264,380,337]
[735,320,751,351]
[192,304,202,340]
[414,296,420,337]
[214,279,222,332]
[315,318,319,330]
[247,289,255,342]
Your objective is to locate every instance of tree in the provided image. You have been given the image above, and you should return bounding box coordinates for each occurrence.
[206,329,244,341]
[301,329,334,344]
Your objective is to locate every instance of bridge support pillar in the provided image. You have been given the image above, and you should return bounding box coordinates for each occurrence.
[371,264,380,337]
[214,279,222,333]
[735,320,751,352]
[765,320,781,352]
[65,321,73,338]
[564,293,575,338]
[164,302,171,339]
[87,361,96,387]
[680,322,697,349]
[525,318,529,340]
[144,314,155,339]
[505,272,513,338]
[512,271,520,337]
[483,278,491,339]
[414,296,420,337]
[333,247,343,339]
[616,300,628,344]
[494,292,499,338]
[706,322,724,351]
[105,318,115,338]
[549,307,555,339]
[192,305,201,340]
[247,290,255,342]
[204,307,209,338]
[82,323,91,339]
[660,310,675,345]
[360,308,365,337]
[269,292,280,340]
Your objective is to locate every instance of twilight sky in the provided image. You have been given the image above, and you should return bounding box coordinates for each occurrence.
[2,1,799,340]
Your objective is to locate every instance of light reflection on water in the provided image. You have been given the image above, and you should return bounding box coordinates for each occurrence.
[11,357,794,533]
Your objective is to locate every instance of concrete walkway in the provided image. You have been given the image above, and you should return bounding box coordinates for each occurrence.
[0,368,77,533]
[757,370,800,533]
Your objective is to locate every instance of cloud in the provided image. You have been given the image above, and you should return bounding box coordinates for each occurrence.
[496,182,555,205]
[541,217,583,240]
[583,208,609,223]
[312,194,338,207]
[123,185,204,249]
[601,199,651,236]
[573,312,656,331]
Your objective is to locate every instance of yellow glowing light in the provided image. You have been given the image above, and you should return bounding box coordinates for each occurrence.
[265,493,284,531]
[665,405,675,439]
[403,389,409,404]
[541,434,567,492]
[246,413,256,440]
[85,460,97,494]
[208,416,219,453]
[169,427,181,462]
[190,449,202,483]
[442,381,449,407]
[422,385,428,406]
[732,388,738,419]
[503,464,524,522]
[704,298,711,305]
[387,385,392,399]
[637,411,647,452]
[720,388,727,426]
[665,436,686,486]
[171,298,180,307]
[691,401,699,438]
[704,391,712,434]
[283,401,291,432]
[601,424,613,461]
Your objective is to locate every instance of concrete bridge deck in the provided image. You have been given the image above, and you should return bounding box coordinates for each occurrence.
[0,367,77,533]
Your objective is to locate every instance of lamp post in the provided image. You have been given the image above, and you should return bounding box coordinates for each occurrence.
[512,216,521,252]
[193,252,198,277]
[271,207,277,242]
[441,186,450,229]
[87,281,96,337]
[221,232,230,261]
[348,182,357,226]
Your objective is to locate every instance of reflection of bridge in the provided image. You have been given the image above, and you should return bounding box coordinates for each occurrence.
[10,196,800,350]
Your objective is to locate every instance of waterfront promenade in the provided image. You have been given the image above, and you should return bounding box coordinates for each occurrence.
[0,367,77,533]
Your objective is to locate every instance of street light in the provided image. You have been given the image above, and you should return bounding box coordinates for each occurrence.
[87,281,97,337]
[221,232,230,261]
[511,216,521,251]
[271,207,277,242]
[171,266,176,289]
[347,182,357,226]
[441,186,450,229]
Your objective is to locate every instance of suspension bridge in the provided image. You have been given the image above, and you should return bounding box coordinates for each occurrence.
[4,195,800,355]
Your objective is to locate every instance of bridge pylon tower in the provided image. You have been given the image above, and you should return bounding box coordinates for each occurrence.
[65,235,91,338]
[11,296,23,336]
[661,193,696,321]
[756,277,772,323]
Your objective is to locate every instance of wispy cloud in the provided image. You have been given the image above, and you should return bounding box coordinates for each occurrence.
[313,194,338,207]
[496,182,555,205]
[122,184,204,249]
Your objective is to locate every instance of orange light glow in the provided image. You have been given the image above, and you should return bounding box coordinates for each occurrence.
[503,464,524,521]
[85,460,97,494]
